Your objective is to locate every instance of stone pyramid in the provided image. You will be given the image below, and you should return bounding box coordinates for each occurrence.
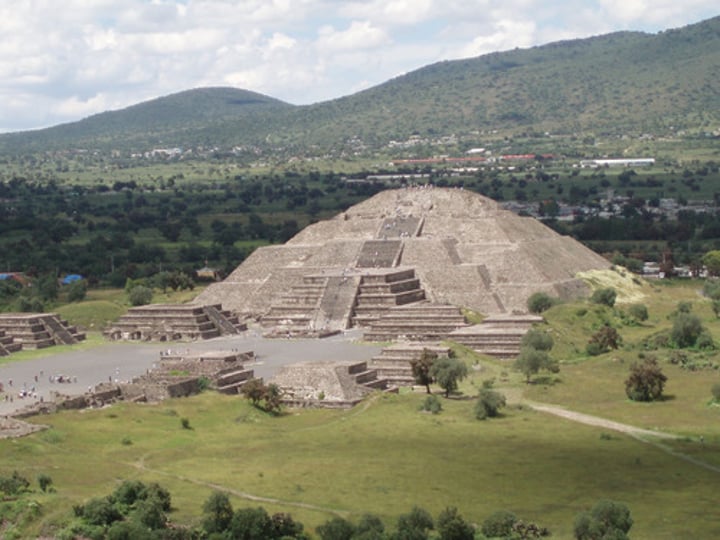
[195,187,609,326]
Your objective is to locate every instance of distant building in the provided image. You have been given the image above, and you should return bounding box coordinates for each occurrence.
[580,158,655,168]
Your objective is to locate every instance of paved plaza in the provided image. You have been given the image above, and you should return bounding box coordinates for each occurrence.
[0,327,381,416]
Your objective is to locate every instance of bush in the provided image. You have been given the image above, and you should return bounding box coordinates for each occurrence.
[475,389,506,420]
[527,292,555,313]
[37,474,53,493]
[521,328,554,351]
[127,285,153,306]
[697,331,715,350]
[419,395,442,414]
[436,506,474,540]
[587,325,621,355]
[625,356,667,402]
[628,303,649,322]
[574,500,632,540]
[66,280,88,302]
[590,287,617,307]
[481,510,518,538]
[671,313,705,348]
[711,383,720,402]
[180,418,191,430]
[317,516,355,540]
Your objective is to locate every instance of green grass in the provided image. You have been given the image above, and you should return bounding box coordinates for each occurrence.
[4,375,720,538]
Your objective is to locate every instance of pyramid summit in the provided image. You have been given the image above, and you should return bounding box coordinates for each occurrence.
[195,187,610,331]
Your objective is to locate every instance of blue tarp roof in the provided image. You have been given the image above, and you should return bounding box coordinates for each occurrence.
[61,274,83,284]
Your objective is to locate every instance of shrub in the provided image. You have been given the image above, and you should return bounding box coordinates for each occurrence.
[419,395,442,414]
[66,280,87,302]
[628,303,648,322]
[587,325,621,355]
[317,516,355,540]
[671,313,705,348]
[475,389,506,420]
[712,383,720,402]
[697,331,715,350]
[436,506,475,540]
[574,500,632,540]
[590,287,617,307]
[37,474,53,493]
[127,285,153,306]
[180,418,191,430]
[625,356,667,402]
[521,328,554,351]
[527,292,555,313]
[481,510,518,538]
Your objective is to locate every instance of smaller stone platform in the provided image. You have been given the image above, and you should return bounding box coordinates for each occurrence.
[448,314,544,359]
[271,360,396,408]
[105,303,246,341]
[0,313,85,352]
[363,303,469,342]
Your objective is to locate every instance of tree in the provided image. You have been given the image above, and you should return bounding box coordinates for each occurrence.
[481,510,517,538]
[521,328,554,351]
[230,507,274,539]
[202,491,234,534]
[429,357,468,398]
[263,383,283,414]
[436,507,474,540]
[395,506,434,540]
[475,389,506,419]
[270,512,305,539]
[702,250,720,276]
[514,347,559,383]
[127,285,153,306]
[410,349,437,394]
[625,356,667,402]
[66,280,87,302]
[628,303,648,322]
[527,292,555,313]
[317,516,356,540]
[586,325,621,355]
[574,500,633,540]
[590,288,617,307]
[671,312,705,348]
[241,378,267,406]
[355,513,386,539]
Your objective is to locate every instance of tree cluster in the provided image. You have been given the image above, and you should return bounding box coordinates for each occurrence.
[514,328,559,383]
[240,379,283,414]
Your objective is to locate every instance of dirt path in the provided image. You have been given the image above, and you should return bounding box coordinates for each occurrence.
[128,457,348,517]
[524,400,720,474]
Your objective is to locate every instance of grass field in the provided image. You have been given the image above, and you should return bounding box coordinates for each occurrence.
[2,279,720,538]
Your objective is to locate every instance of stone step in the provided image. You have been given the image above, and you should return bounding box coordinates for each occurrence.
[355,290,426,306]
[359,278,421,294]
[354,369,379,385]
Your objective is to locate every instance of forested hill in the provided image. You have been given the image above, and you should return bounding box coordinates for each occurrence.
[1,16,719,156]
[0,87,294,154]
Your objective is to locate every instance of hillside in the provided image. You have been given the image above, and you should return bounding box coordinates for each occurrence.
[1,16,718,156]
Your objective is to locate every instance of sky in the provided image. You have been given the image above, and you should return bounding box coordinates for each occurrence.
[0,1,717,133]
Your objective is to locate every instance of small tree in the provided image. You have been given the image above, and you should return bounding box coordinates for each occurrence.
[671,313,705,348]
[702,250,720,276]
[628,303,648,322]
[127,285,153,306]
[586,325,621,355]
[574,500,633,540]
[411,349,437,394]
[475,389,506,420]
[317,516,355,540]
[436,507,474,540]
[514,348,559,383]
[396,506,434,539]
[263,383,283,414]
[590,287,617,307]
[241,379,267,406]
[527,292,555,314]
[481,511,518,538]
[419,395,442,414]
[66,280,87,302]
[229,507,273,539]
[521,328,554,351]
[429,357,468,398]
[202,491,234,535]
[625,356,667,402]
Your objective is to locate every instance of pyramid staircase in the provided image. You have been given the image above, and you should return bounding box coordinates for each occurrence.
[369,342,452,386]
[447,314,544,359]
[362,303,469,342]
[0,313,86,350]
[347,361,395,392]
[106,304,246,341]
[351,269,426,327]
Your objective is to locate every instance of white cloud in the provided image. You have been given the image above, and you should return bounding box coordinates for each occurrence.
[0,0,717,132]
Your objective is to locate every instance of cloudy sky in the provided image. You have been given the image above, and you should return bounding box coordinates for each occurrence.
[1,1,717,133]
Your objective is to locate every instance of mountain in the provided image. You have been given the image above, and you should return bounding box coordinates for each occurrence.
[1,16,718,156]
